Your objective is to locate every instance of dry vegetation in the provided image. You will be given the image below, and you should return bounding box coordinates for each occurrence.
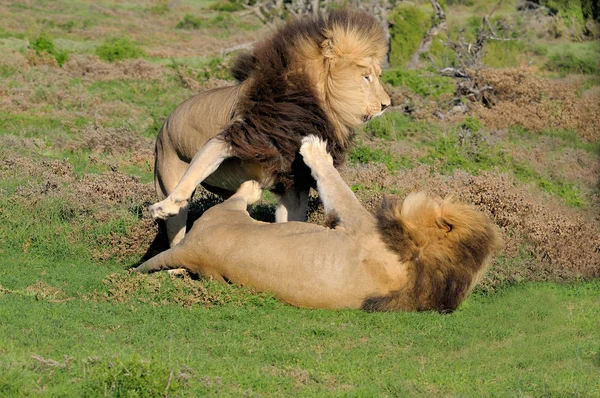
[471,68,600,141]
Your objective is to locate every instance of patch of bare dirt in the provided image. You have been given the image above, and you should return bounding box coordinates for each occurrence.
[64,55,168,81]
[470,68,600,141]
[64,124,154,158]
[76,171,154,207]
[17,281,74,303]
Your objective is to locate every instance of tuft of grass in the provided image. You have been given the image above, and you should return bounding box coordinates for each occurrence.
[148,1,170,14]
[176,14,204,29]
[80,355,183,396]
[197,57,232,81]
[96,37,145,62]
[30,33,69,66]
[543,41,600,76]
[176,13,248,31]
[86,79,188,137]
[0,111,65,136]
[482,39,527,68]
[508,125,600,155]
[210,0,244,12]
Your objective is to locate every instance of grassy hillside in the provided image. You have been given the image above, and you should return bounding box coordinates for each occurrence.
[0,0,598,395]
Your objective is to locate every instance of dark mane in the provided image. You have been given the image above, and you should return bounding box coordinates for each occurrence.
[230,52,256,82]
[221,10,380,190]
[363,197,501,313]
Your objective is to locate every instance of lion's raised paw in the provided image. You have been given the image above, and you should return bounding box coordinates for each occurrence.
[149,198,186,220]
[300,135,332,167]
[236,180,262,205]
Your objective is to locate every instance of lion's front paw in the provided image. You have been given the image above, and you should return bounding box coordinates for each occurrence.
[237,180,262,205]
[300,135,333,167]
[149,197,187,219]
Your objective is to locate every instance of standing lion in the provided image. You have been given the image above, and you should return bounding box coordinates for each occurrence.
[150,10,391,246]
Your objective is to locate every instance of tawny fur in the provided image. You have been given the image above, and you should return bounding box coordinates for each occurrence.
[139,137,502,313]
[152,9,390,246]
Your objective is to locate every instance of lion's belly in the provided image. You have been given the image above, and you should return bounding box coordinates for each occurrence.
[203,158,275,195]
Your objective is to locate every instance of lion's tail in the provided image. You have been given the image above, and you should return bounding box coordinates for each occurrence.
[367,192,502,312]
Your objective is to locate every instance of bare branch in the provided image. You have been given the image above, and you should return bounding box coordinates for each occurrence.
[407,0,447,70]
[220,41,256,57]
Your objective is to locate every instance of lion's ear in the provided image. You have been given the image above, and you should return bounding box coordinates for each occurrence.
[320,37,337,59]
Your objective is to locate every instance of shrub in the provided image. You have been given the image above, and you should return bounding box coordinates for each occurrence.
[459,116,483,132]
[389,5,431,68]
[429,35,458,68]
[176,14,203,29]
[30,33,69,66]
[148,2,169,14]
[96,37,145,62]
[540,0,599,38]
[210,0,244,12]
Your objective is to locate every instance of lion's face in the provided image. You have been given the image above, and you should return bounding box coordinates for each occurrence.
[324,57,391,127]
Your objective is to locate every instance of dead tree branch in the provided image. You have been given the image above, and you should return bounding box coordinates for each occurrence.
[407,0,447,70]
[430,0,520,106]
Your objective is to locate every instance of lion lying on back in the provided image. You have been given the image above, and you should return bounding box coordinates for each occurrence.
[137,136,501,312]
[149,10,390,247]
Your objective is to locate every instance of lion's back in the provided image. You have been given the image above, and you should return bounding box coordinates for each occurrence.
[159,84,244,162]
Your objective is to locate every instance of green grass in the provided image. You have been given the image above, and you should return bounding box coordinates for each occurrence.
[350,145,413,172]
[508,125,600,155]
[1,277,598,396]
[382,69,456,99]
[86,79,188,137]
[30,33,69,66]
[389,5,432,68]
[0,111,64,135]
[543,41,600,76]
[362,112,434,140]
[176,12,259,32]
[419,122,586,207]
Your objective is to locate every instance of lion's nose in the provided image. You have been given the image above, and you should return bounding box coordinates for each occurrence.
[381,102,390,111]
